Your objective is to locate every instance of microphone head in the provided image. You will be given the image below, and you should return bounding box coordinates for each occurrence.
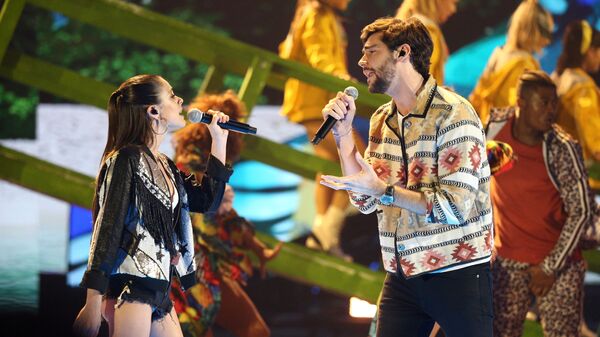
[187,109,203,123]
[344,86,359,100]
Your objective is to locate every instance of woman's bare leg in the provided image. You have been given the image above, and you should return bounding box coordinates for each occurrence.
[102,298,116,337]
[151,306,184,337]
[106,299,152,337]
[429,323,441,337]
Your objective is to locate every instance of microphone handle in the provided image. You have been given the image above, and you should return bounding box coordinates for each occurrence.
[218,120,257,135]
[311,116,337,145]
[200,113,257,135]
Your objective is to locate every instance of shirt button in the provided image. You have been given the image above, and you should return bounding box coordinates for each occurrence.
[404,121,411,128]
[397,244,405,251]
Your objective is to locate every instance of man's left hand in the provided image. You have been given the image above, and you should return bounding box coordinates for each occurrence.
[320,152,386,197]
[528,264,555,297]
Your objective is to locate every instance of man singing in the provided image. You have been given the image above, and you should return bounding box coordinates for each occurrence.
[320,17,493,337]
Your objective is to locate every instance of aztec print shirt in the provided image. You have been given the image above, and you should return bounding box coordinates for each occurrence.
[350,76,493,277]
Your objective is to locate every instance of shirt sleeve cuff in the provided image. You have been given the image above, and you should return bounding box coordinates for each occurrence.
[80,269,109,294]
[205,155,233,182]
[179,272,197,291]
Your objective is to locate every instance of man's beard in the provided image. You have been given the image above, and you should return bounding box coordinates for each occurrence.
[368,58,395,94]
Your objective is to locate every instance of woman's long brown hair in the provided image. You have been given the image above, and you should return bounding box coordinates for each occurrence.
[101,74,164,164]
[93,74,164,218]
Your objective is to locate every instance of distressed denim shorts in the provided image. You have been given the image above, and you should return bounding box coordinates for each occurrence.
[107,278,173,322]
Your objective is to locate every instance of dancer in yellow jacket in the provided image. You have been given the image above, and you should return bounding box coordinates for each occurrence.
[396,0,458,85]
[553,20,600,189]
[470,0,553,124]
[280,0,363,259]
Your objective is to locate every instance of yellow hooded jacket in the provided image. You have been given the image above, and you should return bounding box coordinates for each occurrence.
[470,47,540,125]
[279,4,349,123]
[555,68,600,188]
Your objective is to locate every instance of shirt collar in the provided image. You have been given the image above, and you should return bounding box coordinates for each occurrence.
[388,75,437,118]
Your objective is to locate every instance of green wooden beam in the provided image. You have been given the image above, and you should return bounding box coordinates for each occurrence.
[583,249,600,275]
[238,56,272,112]
[589,161,600,181]
[0,145,94,208]
[0,49,340,180]
[0,144,384,302]
[522,320,543,337]
[0,49,113,109]
[255,232,383,302]
[198,64,226,96]
[241,136,342,179]
[0,0,25,64]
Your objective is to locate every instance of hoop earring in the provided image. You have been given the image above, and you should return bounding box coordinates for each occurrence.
[153,118,168,135]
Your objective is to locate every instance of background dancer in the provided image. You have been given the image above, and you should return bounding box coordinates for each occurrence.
[171,90,282,337]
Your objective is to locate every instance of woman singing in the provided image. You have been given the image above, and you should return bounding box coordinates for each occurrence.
[73,74,233,337]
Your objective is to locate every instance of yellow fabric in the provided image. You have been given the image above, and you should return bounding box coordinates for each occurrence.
[416,15,448,85]
[469,50,540,125]
[556,68,600,189]
[581,20,592,54]
[279,5,348,122]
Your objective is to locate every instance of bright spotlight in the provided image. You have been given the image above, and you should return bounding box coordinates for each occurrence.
[348,297,377,318]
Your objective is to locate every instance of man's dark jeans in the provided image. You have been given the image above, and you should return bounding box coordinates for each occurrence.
[377,262,493,337]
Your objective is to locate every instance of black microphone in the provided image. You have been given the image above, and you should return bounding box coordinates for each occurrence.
[311,86,359,145]
[187,109,257,135]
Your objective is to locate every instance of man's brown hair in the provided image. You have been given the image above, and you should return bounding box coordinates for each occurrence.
[360,17,433,80]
